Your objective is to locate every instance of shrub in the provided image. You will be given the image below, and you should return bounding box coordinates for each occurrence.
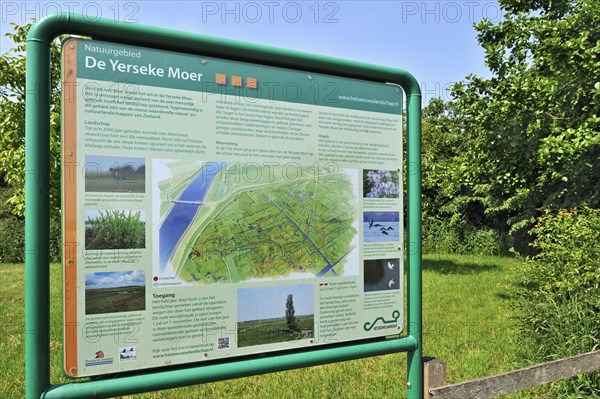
[422,216,508,256]
[0,185,61,263]
[48,217,62,262]
[0,214,25,263]
[510,207,600,397]
[0,184,24,262]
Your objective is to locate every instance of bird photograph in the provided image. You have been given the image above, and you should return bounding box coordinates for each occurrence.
[363,211,400,242]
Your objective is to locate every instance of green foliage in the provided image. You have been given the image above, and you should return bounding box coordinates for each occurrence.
[0,22,64,261]
[0,184,61,262]
[285,294,300,332]
[423,217,508,256]
[0,185,24,262]
[85,210,145,250]
[421,0,599,255]
[422,7,600,394]
[421,98,465,217]
[1,22,63,218]
[449,0,600,244]
[510,207,600,397]
[420,98,512,256]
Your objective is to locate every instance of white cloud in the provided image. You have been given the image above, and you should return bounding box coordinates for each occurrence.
[86,271,146,288]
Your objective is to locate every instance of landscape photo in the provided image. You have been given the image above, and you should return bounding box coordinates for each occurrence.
[85,155,146,193]
[85,270,146,315]
[237,284,314,348]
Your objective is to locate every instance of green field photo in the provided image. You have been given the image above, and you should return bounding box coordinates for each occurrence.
[238,315,315,348]
[85,270,146,315]
[237,284,314,348]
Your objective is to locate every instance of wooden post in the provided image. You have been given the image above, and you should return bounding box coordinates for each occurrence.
[423,357,446,399]
[429,350,600,399]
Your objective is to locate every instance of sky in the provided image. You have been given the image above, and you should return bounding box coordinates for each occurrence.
[0,1,501,103]
[363,211,400,222]
[238,284,314,322]
[85,154,145,171]
[85,270,146,288]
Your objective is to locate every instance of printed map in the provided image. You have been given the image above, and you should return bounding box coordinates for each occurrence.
[156,161,359,283]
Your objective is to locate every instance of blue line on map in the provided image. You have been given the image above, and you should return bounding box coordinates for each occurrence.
[316,246,355,277]
[159,162,225,274]
[264,192,334,274]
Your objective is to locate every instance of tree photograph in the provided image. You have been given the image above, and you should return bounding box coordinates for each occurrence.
[237,285,314,348]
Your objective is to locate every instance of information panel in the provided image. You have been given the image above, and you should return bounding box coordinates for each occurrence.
[62,38,404,377]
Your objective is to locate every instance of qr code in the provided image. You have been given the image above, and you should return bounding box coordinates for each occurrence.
[217,336,230,349]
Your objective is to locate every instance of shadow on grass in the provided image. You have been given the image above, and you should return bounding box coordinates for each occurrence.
[496,292,512,300]
[422,257,501,275]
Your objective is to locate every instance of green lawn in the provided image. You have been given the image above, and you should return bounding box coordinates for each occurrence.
[85,286,146,315]
[1,254,545,398]
[238,315,314,347]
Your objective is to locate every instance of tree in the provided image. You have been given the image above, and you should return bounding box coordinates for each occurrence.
[0,22,63,261]
[421,98,510,255]
[421,98,472,223]
[450,0,599,251]
[448,2,600,394]
[285,294,299,331]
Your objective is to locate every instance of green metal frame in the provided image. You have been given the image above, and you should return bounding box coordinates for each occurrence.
[25,13,422,399]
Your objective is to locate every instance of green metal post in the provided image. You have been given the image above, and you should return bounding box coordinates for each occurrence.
[25,34,52,399]
[25,13,422,399]
[43,337,417,398]
[406,90,423,399]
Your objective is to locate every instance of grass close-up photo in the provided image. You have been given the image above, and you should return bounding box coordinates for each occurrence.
[85,210,146,251]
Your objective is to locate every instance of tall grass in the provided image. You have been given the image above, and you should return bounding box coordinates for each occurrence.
[509,208,600,398]
[2,255,535,398]
[86,210,145,250]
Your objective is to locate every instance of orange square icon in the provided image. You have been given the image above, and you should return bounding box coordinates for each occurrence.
[247,77,257,89]
[216,73,226,85]
[231,75,242,87]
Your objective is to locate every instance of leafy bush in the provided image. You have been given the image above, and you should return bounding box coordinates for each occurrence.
[422,216,508,256]
[510,207,600,397]
[0,213,24,263]
[48,217,62,262]
[0,184,24,262]
[86,210,145,250]
[0,185,62,263]
[0,215,62,263]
